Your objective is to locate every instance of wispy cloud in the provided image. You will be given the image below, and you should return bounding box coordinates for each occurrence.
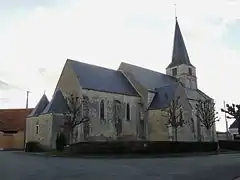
[0,80,9,90]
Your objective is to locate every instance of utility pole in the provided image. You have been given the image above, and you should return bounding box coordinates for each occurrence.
[223,100,229,139]
[24,90,30,150]
[26,91,30,109]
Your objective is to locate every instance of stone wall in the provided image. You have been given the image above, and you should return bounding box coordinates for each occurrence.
[175,84,196,141]
[0,131,24,150]
[55,60,82,98]
[51,114,68,148]
[75,89,142,141]
[148,84,195,141]
[118,66,149,138]
[148,109,169,141]
[26,116,39,143]
[166,64,198,89]
[37,114,53,148]
[189,99,217,142]
[26,115,54,149]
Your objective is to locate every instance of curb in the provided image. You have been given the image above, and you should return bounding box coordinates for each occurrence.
[13,151,240,159]
[44,151,240,159]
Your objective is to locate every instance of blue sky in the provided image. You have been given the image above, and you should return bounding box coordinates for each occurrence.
[0,0,240,131]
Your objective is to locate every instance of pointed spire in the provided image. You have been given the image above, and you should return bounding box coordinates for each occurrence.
[27,94,49,117]
[167,18,194,68]
[41,90,69,114]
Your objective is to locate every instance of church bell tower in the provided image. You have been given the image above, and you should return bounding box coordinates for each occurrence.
[166,18,198,89]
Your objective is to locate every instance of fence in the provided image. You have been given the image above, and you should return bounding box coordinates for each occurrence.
[0,131,24,150]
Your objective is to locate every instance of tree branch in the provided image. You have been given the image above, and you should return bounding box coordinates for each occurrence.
[195,99,218,130]
[63,94,90,133]
[221,103,240,134]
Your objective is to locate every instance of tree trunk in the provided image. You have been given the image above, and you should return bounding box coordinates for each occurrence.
[69,130,74,144]
[238,119,240,135]
[197,119,201,142]
[174,127,178,142]
[207,129,212,142]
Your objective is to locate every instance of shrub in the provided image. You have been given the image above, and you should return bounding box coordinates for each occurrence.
[25,141,44,152]
[69,141,218,155]
[219,140,240,150]
[56,132,67,152]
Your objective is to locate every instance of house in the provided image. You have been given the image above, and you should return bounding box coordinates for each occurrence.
[0,108,33,150]
[26,18,216,149]
[216,131,232,141]
[229,120,239,140]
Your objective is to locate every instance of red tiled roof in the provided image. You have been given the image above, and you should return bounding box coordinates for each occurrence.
[0,108,33,131]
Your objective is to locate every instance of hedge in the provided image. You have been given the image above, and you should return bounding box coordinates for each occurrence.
[25,141,45,152]
[219,140,240,150]
[70,141,218,154]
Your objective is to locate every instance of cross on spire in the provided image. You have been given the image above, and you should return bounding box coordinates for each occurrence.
[174,4,177,19]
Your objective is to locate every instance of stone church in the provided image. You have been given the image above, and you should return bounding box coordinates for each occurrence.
[26,18,216,149]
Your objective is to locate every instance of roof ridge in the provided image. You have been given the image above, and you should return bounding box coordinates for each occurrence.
[121,62,170,76]
[155,82,178,89]
[67,59,117,72]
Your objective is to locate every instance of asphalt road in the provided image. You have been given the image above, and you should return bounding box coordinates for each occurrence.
[1,151,240,180]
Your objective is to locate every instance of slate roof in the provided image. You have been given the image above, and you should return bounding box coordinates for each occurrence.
[167,18,194,68]
[68,59,139,96]
[184,88,211,101]
[0,108,33,131]
[229,120,238,129]
[119,62,178,91]
[28,94,49,117]
[149,83,178,110]
[41,90,69,114]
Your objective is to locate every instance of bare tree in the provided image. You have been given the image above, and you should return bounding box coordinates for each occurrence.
[113,100,122,137]
[165,96,184,142]
[195,99,219,141]
[63,94,89,143]
[190,117,196,139]
[221,103,240,135]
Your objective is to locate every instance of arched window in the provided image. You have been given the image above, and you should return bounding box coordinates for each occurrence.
[100,100,104,120]
[36,123,39,135]
[126,103,130,121]
[172,68,177,76]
